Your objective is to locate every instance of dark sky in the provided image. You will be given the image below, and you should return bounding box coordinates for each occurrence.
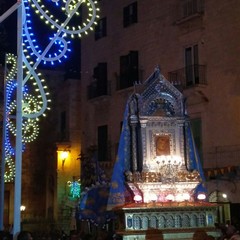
[0,0,17,63]
[0,0,81,74]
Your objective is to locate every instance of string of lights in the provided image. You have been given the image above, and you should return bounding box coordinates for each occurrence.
[3,0,99,182]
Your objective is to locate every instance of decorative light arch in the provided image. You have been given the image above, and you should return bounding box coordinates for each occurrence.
[3,0,99,182]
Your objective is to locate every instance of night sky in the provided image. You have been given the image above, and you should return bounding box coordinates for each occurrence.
[0,0,17,63]
[0,0,81,75]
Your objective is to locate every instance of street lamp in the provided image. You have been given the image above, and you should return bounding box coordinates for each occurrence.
[60,151,69,170]
[20,205,26,230]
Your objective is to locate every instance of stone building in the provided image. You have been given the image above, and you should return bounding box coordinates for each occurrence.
[80,0,240,225]
[1,67,81,233]
[1,0,240,234]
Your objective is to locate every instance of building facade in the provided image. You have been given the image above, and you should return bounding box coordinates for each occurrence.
[1,0,240,233]
[80,0,240,224]
[0,68,81,233]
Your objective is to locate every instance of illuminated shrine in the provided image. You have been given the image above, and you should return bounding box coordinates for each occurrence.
[107,68,220,239]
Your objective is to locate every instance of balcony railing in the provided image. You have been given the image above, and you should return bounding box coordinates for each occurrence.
[176,0,204,21]
[168,64,206,90]
[87,81,111,99]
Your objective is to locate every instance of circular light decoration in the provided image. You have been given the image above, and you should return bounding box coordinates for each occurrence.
[22,119,40,143]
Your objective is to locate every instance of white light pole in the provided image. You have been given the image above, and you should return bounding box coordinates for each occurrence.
[13,1,24,235]
[0,1,22,233]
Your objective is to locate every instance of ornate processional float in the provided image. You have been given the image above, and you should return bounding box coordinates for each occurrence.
[107,67,220,240]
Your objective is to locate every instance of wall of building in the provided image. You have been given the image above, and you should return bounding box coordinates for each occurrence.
[80,0,240,207]
[1,0,240,232]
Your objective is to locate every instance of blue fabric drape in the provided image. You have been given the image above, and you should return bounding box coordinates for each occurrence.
[186,121,205,182]
[107,103,132,210]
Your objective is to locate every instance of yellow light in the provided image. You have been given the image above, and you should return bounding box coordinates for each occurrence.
[60,151,69,160]
[59,150,70,170]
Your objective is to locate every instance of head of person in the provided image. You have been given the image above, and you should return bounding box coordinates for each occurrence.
[0,231,9,240]
[17,231,32,240]
[226,225,237,238]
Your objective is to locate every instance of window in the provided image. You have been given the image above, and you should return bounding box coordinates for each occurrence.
[185,44,199,86]
[95,17,107,40]
[190,118,203,162]
[123,2,138,27]
[168,44,206,88]
[182,0,204,18]
[98,125,108,161]
[119,51,139,89]
[93,62,108,95]
[88,62,108,98]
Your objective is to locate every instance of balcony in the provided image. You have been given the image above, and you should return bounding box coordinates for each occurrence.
[176,0,204,24]
[87,81,111,99]
[168,64,206,90]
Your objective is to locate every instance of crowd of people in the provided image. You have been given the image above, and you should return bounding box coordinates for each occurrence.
[0,221,239,240]
[0,229,121,240]
[216,221,240,240]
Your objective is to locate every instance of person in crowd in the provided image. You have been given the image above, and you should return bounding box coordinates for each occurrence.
[0,229,12,240]
[17,231,32,240]
[228,227,240,240]
[0,231,10,240]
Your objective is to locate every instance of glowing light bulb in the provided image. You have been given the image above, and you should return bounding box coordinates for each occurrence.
[166,194,175,201]
[134,195,142,203]
[197,193,206,200]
